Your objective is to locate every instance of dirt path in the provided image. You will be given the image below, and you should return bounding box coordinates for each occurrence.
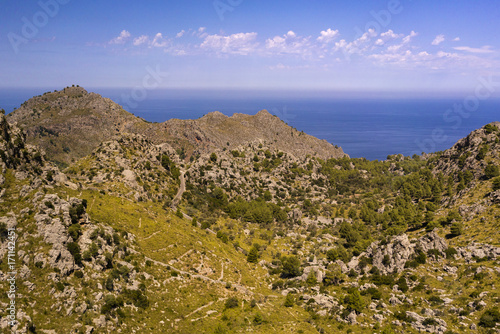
[171,170,185,209]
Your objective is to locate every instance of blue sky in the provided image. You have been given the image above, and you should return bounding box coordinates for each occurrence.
[1,0,500,96]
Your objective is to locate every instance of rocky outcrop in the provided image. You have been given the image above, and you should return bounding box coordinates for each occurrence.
[433,122,500,181]
[34,195,89,275]
[417,231,448,254]
[368,234,413,274]
[456,243,500,261]
[406,311,447,333]
[365,231,448,274]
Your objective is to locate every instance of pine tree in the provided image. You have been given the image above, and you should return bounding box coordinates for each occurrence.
[247,246,259,263]
[306,270,317,286]
[284,293,294,307]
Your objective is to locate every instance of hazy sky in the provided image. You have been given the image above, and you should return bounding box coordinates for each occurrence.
[1,0,500,96]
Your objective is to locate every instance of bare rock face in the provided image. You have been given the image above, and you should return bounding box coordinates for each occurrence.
[489,190,500,204]
[406,311,447,333]
[456,243,500,261]
[366,232,448,274]
[418,231,448,255]
[34,194,89,275]
[368,234,413,274]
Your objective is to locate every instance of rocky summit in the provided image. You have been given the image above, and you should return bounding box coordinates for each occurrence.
[0,89,499,334]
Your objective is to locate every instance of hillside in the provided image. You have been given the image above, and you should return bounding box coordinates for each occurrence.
[7,87,146,168]
[0,94,499,333]
[7,87,346,169]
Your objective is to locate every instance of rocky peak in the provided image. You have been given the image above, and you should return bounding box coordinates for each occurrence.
[255,109,273,118]
[200,111,227,121]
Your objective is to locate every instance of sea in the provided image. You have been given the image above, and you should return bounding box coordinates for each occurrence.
[1,88,499,161]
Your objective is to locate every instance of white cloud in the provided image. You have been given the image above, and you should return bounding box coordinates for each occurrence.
[265,31,312,55]
[453,45,494,54]
[317,28,339,43]
[109,30,131,45]
[133,35,149,46]
[381,29,403,40]
[151,33,168,47]
[176,30,185,38]
[431,34,445,45]
[387,44,403,53]
[334,29,377,55]
[402,31,418,44]
[196,27,208,38]
[374,30,403,46]
[132,33,169,48]
[453,37,460,42]
[201,32,259,55]
[333,39,348,52]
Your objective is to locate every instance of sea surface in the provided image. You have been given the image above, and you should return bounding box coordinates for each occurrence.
[1,88,499,161]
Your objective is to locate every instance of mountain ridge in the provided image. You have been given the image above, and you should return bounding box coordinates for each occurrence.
[7,87,347,167]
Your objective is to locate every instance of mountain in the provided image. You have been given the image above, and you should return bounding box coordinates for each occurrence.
[0,90,499,334]
[7,86,145,167]
[161,109,346,161]
[7,87,346,168]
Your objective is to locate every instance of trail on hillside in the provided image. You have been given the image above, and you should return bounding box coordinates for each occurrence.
[171,170,186,209]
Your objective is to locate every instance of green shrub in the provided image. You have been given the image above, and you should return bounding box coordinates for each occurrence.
[225,297,238,309]
[365,287,382,300]
[74,270,84,278]
[253,313,264,325]
[69,203,85,224]
[492,177,500,191]
[484,124,498,134]
[450,222,463,237]
[247,246,259,263]
[55,282,65,291]
[476,145,488,160]
[105,277,114,291]
[123,289,149,309]
[422,318,439,326]
[428,295,444,304]
[306,270,318,285]
[67,242,82,265]
[280,255,302,278]
[485,162,499,179]
[478,308,500,328]
[397,276,409,293]
[68,223,82,241]
[371,273,395,287]
[343,288,365,313]
[284,293,294,307]
[445,247,457,259]
[101,294,124,314]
